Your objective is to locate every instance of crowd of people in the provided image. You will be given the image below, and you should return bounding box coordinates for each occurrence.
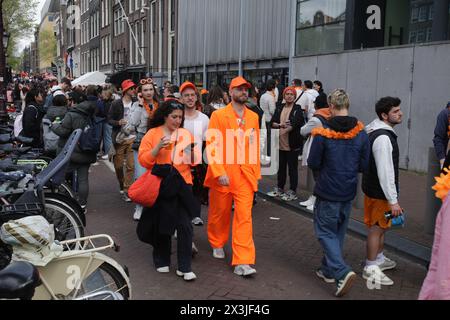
[5,72,449,299]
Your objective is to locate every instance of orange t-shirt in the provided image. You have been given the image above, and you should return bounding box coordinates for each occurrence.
[138,126,195,185]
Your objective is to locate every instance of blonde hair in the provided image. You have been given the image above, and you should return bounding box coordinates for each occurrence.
[328,89,350,110]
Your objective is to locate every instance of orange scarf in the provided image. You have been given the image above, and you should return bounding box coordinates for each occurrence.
[144,100,158,119]
[312,122,365,140]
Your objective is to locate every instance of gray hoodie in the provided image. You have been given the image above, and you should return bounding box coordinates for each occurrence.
[365,119,398,205]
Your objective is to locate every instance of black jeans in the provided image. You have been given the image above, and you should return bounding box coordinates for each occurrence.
[265,122,272,157]
[278,150,300,192]
[152,212,193,273]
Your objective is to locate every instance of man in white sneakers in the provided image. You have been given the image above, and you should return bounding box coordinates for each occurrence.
[362,97,403,287]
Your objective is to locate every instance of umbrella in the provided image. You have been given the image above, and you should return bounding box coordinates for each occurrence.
[72,71,107,86]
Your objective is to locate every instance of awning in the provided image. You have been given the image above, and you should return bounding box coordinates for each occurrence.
[72,71,107,86]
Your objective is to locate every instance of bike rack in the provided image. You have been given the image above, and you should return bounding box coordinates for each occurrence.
[59,234,115,257]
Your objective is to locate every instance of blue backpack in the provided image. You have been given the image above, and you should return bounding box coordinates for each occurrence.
[79,116,101,153]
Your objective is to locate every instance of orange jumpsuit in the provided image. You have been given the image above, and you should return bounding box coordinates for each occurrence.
[204,104,261,265]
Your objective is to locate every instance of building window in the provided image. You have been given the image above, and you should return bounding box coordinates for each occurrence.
[409,31,417,43]
[411,7,419,23]
[295,0,346,55]
[152,2,157,32]
[426,27,433,42]
[418,5,428,22]
[417,29,426,42]
[170,0,176,32]
[161,0,165,30]
[114,9,124,35]
[130,25,134,65]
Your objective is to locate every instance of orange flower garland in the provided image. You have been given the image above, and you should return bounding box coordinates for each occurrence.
[311,122,365,140]
[432,168,450,200]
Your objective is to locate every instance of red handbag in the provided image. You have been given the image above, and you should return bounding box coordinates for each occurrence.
[128,171,162,208]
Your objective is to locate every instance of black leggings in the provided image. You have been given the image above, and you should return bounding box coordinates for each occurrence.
[277,150,300,192]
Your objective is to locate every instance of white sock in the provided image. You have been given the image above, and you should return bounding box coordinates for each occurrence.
[376,252,385,263]
[366,259,378,267]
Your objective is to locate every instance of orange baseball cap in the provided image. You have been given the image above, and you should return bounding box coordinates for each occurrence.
[121,79,136,93]
[200,89,209,95]
[229,76,251,91]
[179,81,197,94]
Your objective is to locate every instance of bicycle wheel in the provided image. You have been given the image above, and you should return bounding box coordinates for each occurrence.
[45,193,86,227]
[42,201,84,242]
[71,262,130,300]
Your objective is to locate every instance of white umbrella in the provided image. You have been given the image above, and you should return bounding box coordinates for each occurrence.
[72,71,107,86]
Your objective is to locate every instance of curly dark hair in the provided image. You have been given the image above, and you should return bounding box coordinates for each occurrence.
[149,99,185,129]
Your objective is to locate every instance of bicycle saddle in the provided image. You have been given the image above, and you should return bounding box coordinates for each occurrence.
[15,136,34,145]
[0,134,11,144]
[0,261,41,300]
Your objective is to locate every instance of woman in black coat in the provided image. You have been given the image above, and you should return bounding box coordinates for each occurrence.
[22,88,45,148]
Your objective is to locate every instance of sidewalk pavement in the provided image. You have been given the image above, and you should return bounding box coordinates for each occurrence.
[85,162,427,300]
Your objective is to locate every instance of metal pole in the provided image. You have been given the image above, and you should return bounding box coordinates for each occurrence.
[425,147,442,235]
[238,0,243,77]
[288,0,297,84]
[202,0,207,89]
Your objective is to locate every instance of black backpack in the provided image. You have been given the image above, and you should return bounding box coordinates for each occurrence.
[79,116,101,153]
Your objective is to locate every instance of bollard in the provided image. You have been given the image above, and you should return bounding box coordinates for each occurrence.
[425,148,442,235]
[306,168,315,192]
[354,173,365,210]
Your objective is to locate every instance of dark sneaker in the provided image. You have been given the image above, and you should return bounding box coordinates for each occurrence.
[335,271,356,297]
[316,269,335,284]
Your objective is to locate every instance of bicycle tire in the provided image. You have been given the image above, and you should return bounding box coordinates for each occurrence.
[44,193,86,227]
[43,201,84,242]
[72,262,130,300]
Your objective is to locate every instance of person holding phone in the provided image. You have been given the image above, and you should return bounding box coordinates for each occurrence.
[126,78,159,221]
[362,97,403,287]
[267,87,306,202]
[137,100,198,281]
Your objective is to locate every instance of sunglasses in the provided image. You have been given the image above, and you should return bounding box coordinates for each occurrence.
[167,100,185,110]
[140,78,154,85]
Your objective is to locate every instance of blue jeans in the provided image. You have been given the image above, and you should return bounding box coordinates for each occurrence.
[313,198,352,281]
[133,150,147,212]
[103,123,113,154]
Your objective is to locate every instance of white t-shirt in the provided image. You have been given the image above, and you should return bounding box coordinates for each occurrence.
[183,111,210,145]
[123,100,133,119]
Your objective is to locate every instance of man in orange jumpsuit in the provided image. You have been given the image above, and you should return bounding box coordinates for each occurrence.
[204,76,261,277]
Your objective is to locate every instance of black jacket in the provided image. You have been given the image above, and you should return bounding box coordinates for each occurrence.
[22,104,45,148]
[137,164,199,245]
[270,103,306,151]
[52,99,97,165]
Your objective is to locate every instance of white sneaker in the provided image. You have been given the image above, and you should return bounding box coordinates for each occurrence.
[120,190,125,195]
[298,155,303,161]
[212,248,225,259]
[133,206,143,221]
[300,195,315,207]
[362,265,394,286]
[306,204,314,211]
[156,266,170,273]
[192,217,204,226]
[176,270,197,281]
[267,187,284,198]
[101,154,109,160]
[281,190,298,202]
[265,156,271,162]
[234,264,257,277]
[378,257,397,272]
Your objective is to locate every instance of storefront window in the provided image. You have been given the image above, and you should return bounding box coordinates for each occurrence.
[295,0,347,55]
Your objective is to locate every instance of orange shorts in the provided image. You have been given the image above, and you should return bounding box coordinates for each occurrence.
[364,196,391,229]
